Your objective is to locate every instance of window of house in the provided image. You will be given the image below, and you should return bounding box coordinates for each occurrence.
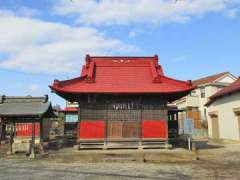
[201,87,205,98]
[191,90,197,96]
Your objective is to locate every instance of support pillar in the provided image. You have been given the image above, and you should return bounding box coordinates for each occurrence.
[104,103,108,150]
[39,120,44,153]
[165,107,169,146]
[77,101,81,150]
[30,122,36,159]
[176,112,179,135]
[138,98,143,150]
[7,123,14,155]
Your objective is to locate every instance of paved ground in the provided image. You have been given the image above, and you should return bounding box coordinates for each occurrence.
[0,142,240,180]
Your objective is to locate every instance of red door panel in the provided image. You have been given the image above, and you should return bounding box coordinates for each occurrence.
[142,120,167,139]
[79,120,105,139]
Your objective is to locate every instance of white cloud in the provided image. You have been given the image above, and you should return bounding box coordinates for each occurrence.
[128,31,136,38]
[0,10,138,74]
[226,8,238,18]
[53,0,240,25]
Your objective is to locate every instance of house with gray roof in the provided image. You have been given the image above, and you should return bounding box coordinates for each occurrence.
[0,95,56,156]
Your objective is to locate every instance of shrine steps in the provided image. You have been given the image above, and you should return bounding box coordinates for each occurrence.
[77,140,171,150]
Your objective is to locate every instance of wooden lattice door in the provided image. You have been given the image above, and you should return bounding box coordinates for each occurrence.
[107,101,140,139]
[108,121,123,138]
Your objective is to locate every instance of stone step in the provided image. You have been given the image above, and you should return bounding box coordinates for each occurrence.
[76,141,171,150]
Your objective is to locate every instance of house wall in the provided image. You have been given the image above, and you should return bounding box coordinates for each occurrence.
[174,99,187,110]
[175,74,236,124]
[218,75,236,84]
[175,74,236,125]
[176,86,221,120]
[198,85,221,121]
[208,92,240,140]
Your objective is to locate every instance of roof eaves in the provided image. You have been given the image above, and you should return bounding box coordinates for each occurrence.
[197,82,230,87]
[213,72,237,83]
[41,103,57,118]
[50,76,86,91]
[0,95,48,103]
[193,72,230,86]
[206,86,240,106]
[174,96,187,104]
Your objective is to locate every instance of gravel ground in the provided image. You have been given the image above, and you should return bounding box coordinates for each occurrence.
[0,143,240,180]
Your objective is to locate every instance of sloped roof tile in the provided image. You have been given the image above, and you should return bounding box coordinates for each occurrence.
[193,72,230,86]
[50,55,195,101]
[0,95,55,118]
[206,78,240,106]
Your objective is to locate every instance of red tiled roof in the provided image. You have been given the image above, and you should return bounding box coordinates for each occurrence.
[193,72,230,86]
[206,78,240,106]
[60,106,78,112]
[50,55,195,100]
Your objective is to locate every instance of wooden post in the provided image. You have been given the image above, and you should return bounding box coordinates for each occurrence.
[138,97,143,149]
[176,112,179,136]
[77,101,81,150]
[7,123,14,154]
[1,125,6,144]
[40,120,43,143]
[30,122,36,159]
[39,119,44,153]
[165,103,169,147]
[104,103,108,149]
[0,118,2,144]
[188,136,192,151]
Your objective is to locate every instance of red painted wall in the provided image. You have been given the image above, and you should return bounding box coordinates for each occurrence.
[79,121,105,139]
[15,123,40,137]
[142,120,167,139]
[78,120,167,139]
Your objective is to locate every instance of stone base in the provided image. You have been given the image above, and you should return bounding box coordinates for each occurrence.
[12,138,40,154]
[29,152,36,159]
[12,142,31,154]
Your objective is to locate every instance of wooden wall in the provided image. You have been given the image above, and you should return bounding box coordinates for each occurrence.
[78,95,168,141]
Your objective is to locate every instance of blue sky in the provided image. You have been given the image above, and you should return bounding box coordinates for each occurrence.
[0,0,239,107]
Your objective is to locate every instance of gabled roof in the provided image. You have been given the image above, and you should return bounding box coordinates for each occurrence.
[50,55,195,101]
[193,72,231,86]
[0,95,55,118]
[206,78,240,106]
